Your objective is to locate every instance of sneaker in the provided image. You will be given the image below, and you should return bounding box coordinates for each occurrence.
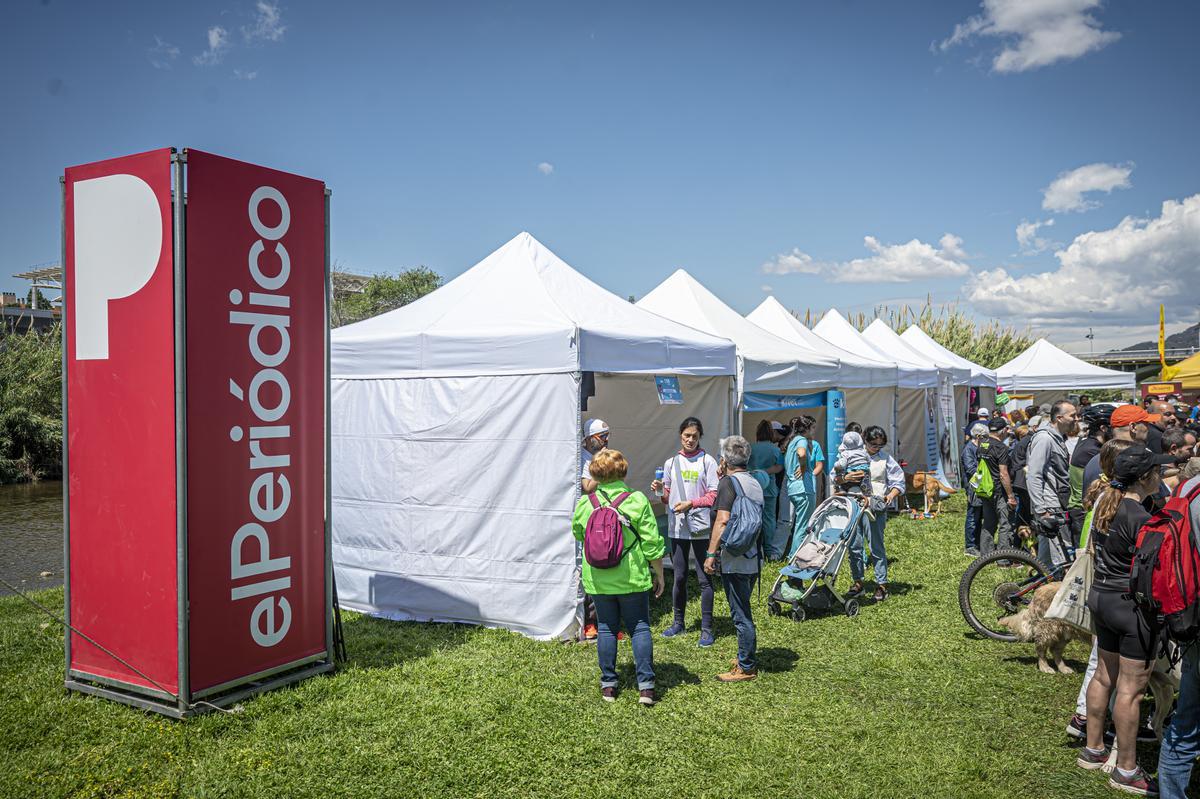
[1066,713,1087,739]
[846,582,865,598]
[1075,746,1110,771]
[638,689,656,706]
[582,624,597,640]
[660,623,685,638]
[1108,766,1158,796]
[600,687,617,703]
[873,586,889,602]
[964,547,981,557]
[716,665,758,683]
[698,630,715,648]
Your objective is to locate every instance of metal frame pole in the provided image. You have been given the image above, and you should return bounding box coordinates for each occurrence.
[172,149,189,715]
[323,187,333,663]
[60,175,71,684]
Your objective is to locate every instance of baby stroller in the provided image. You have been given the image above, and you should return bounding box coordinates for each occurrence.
[767,495,869,622]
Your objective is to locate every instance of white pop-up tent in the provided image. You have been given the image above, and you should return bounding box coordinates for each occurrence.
[997,338,1136,406]
[637,269,841,393]
[863,320,969,482]
[744,296,899,460]
[811,310,936,469]
[330,233,737,640]
[900,325,997,418]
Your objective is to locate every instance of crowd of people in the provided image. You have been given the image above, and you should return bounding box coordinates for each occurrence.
[570,412,904,704]
[573,393,1200,795]
[961,396,1200,797]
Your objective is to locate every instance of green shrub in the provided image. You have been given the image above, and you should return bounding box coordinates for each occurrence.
[0,323,62,483]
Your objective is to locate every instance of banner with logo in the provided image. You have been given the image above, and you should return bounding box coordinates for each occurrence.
[825,390,846,483]
[65,149,179,693]
[936,375,961,487]
[185,151,327,693]
[742,391,826,413]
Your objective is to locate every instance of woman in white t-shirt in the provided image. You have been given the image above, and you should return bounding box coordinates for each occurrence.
[649,416,719,646]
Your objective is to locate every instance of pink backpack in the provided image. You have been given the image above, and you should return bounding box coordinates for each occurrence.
[584,491,635,569]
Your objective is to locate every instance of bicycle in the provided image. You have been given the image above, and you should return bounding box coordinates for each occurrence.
[958,527,1075,642]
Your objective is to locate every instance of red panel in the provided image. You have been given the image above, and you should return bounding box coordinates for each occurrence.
[185,150,327,692]
[66,149,178,693]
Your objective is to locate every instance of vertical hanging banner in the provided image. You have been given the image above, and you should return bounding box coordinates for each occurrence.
[825,389,845,484]
[185,151,327,694]
[65,149,179,694]
[936,375,961,487]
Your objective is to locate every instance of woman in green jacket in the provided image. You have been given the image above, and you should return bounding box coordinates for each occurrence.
[572,448,666,705]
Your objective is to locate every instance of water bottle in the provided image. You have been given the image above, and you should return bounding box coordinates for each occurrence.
[653,467,664,498]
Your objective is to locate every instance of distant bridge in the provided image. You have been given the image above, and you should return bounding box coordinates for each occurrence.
[1068,347,1199,383]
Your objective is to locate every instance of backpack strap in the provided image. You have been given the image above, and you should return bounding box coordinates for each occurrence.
[610,492,632,509]
[730,474,745,498]
[587,492,601,509]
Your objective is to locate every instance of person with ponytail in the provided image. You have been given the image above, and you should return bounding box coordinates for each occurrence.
[650,416,719,646]
[1077,445,1172,794]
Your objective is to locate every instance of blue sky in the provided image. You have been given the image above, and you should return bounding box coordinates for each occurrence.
[2,0,1197,351]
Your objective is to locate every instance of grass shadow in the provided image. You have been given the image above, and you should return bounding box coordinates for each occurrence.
[617,660,701,697]
[340,613,477,670]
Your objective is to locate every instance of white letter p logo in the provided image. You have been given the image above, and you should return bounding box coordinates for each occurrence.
[73,174,163,361]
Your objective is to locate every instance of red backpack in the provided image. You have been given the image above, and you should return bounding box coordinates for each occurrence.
[583,491,636,569]
[1129,481,1200,646]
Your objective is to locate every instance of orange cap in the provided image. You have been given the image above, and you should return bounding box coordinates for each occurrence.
[1110,405,1149,428]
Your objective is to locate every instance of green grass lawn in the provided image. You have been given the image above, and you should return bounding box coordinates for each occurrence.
[0,496,1136,798]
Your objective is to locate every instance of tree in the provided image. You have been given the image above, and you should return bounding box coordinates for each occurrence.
[0,324,62,483]
[331,267,442,328]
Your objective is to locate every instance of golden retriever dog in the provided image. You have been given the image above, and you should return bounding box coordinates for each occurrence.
[998,582,1090,674]
[909,471,956,518]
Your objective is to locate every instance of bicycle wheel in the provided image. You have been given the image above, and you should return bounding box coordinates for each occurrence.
[958,548,1051,642]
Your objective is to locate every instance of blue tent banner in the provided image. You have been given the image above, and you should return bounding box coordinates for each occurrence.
[655,375,683,405]
[741,391,826,413]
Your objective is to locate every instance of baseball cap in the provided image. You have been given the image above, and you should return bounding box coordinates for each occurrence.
[1110,405,1149,428]
[770,420,787,433]
[988,417,1008,432]
[978,408,991,418]
[1111,446,1172,487]
[584,419,610,438]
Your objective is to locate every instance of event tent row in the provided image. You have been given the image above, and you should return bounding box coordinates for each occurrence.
[329,232,1136,640]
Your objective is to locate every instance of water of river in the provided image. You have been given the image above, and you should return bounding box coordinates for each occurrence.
[0,480,63,589]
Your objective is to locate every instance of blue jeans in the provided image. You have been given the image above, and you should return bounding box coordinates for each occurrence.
[761,490,783,559]
[722,572,757,672]
[964,501,981,551]
[1158,645,1200,798]
[787,493,816,559]
[592,591,655,690]
[849,511,888,584]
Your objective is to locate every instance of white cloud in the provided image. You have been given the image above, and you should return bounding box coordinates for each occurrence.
[761,247,822,276]
[1016,217,1055,254]
[938,0,1120,73]
[193,26,230,66]
[243,1,286,43]
[968,194,1200,325]
[1042,162,1133,212]
[762,235,972,283]
[148,36,180,70]
[537,162,554,175]
[828,234,972,283]
[234,69,258,80]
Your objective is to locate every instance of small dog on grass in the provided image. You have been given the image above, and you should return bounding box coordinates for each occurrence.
[908,471,956,518]
[998,582,1090,674]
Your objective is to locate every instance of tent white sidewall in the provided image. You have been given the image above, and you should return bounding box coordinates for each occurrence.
[331,372,580,640]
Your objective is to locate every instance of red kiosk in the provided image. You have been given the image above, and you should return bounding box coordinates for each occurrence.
[63,148,333,716]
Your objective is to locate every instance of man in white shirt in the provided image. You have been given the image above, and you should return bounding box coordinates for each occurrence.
[580,419,610,495]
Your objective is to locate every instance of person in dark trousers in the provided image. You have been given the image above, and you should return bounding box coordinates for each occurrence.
[961,422,988,556]
[1158,471,1200,797]
[1009,425,1033,531]
[978,417,1017,555]
[1027,400,1078,567]
[703,435,764,683]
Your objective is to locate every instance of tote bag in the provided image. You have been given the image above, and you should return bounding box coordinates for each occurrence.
[1045,509,1095,635]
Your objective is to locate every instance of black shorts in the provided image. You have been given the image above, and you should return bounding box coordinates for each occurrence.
[1088,588,1157,661]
